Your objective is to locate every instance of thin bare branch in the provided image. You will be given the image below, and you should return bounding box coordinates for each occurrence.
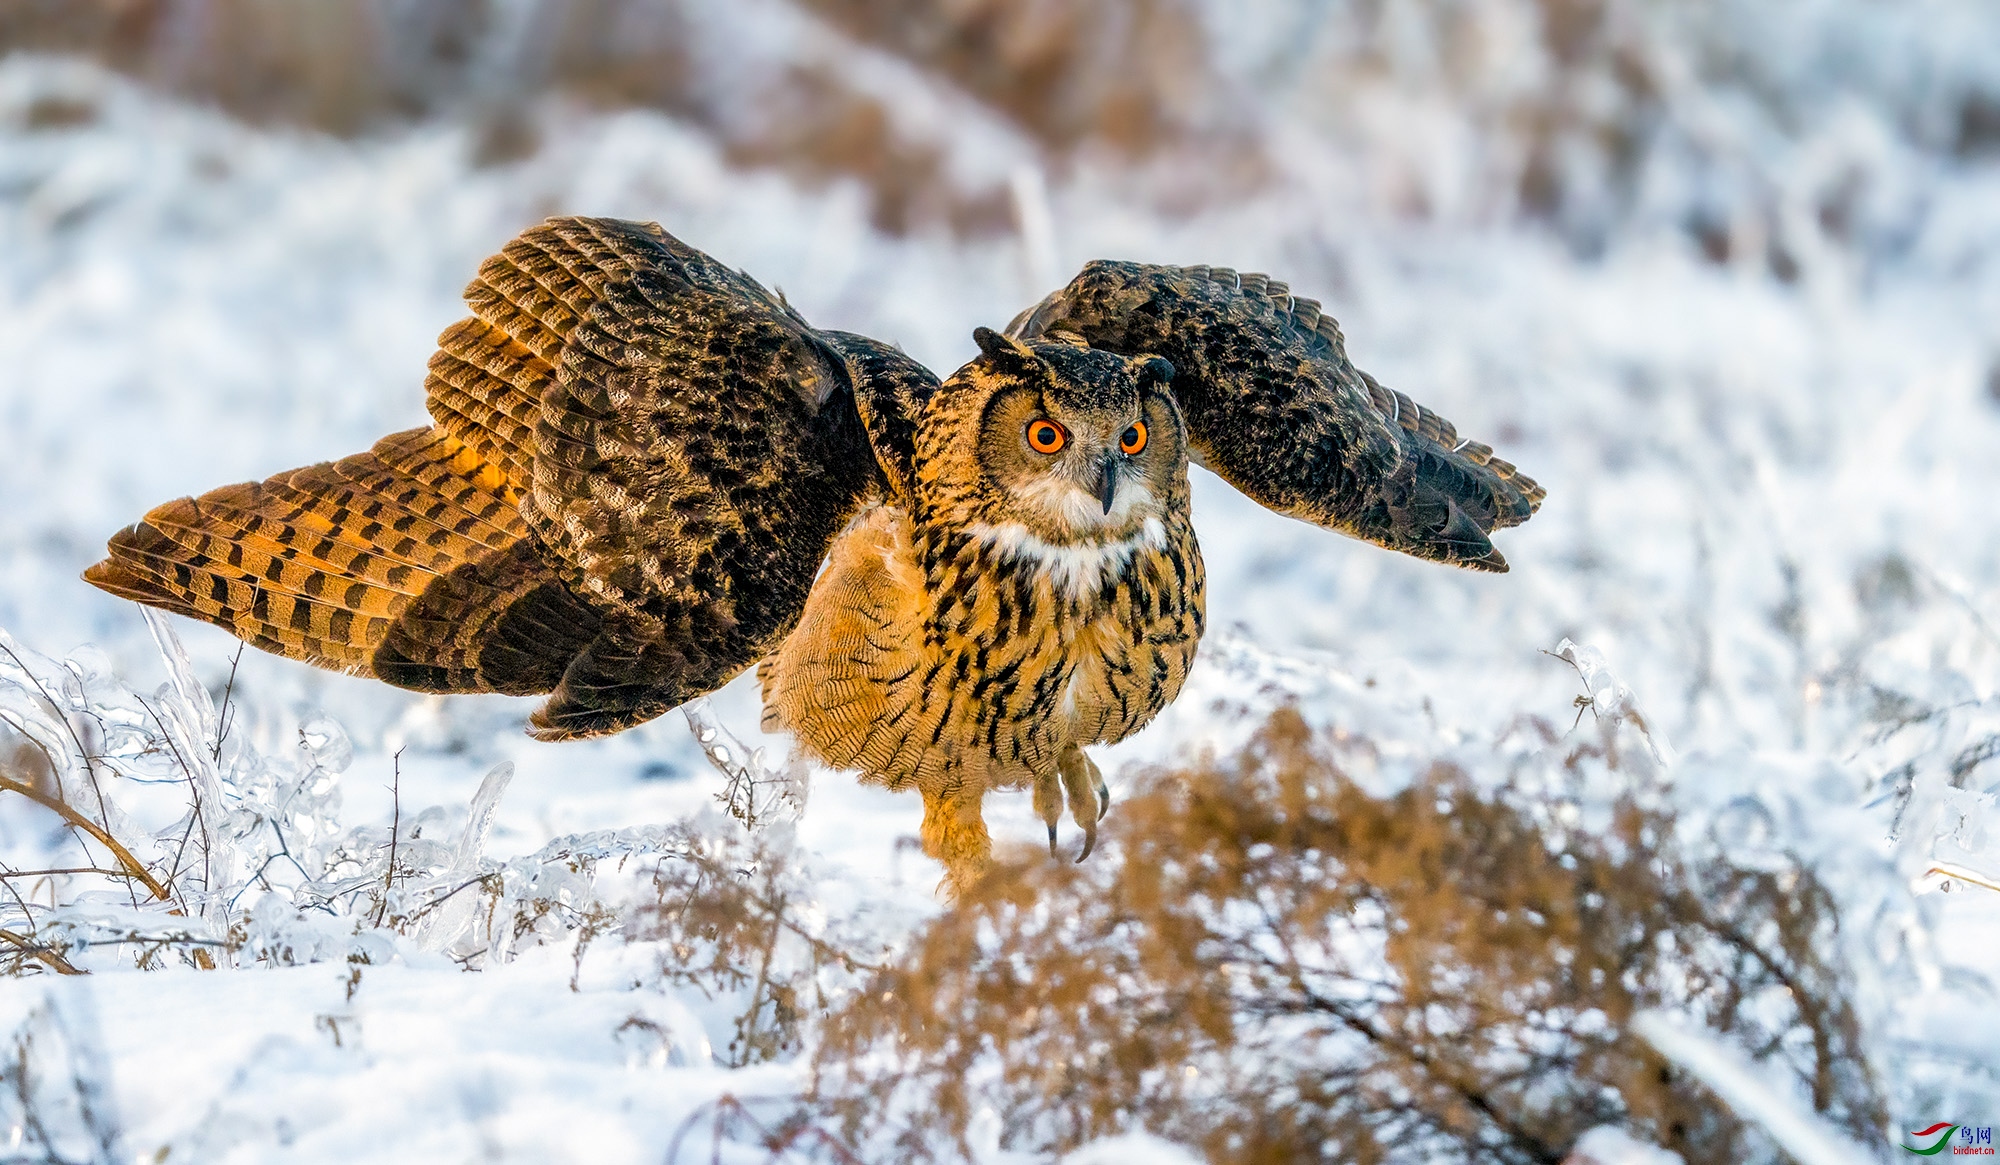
[0,771,169,902]
[0,927,82,976]
[375,749,403,927]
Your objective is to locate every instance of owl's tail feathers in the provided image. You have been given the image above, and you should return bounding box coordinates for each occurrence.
[84,428,601,694]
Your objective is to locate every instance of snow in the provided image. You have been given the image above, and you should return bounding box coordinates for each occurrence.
[0,947,741,1163]
[1632,1010,1876,1165]
[1565,1125,1686,1165]
[1,0,1999,1154]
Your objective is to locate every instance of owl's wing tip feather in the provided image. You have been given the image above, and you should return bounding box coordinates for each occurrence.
[1420,525,1511,574]
[81,555,150,600]
[81,557,119,588]
[83,530,194,610]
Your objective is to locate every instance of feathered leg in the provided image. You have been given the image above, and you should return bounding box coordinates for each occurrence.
[919,778,991,897]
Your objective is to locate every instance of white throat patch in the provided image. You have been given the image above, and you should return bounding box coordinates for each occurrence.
[1008,473,1158,530]
[962,516,1169,598]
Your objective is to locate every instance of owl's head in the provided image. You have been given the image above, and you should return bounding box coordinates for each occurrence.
[924,327,1184,544]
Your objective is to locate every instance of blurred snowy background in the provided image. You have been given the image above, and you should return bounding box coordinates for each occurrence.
[2,0,2000,1160]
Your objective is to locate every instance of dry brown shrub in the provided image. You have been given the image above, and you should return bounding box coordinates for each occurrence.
[631,824,879,1068]
[812,707,1884,1163]
[792,0,1267,214]
[0,0,1254,233]
[794,0,1213,157]
[712,62,1016,237]
[0,0,487,134]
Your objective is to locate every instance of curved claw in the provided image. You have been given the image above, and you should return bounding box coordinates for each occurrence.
[1074,821,1097,863]
[1034,770,1064,861]
[1058,744,1106,863]
[1096,780,1111,821]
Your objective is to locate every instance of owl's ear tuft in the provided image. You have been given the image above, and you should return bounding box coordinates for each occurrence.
[1132,355,1175,389]
[973,326,1036,366]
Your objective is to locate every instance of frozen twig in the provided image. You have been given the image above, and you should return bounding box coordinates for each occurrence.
[1547,638,1677,769]
[0,768,169,903]
[209,644,242,764]
[452,761,513,874]
[375,749,402,927]
[683,698,808,831]
[0,637,122,884]
[1630,1011,1874,1165]
[0,929,82,976]
[665,1093,866,1165]
[1914,860,2000,897]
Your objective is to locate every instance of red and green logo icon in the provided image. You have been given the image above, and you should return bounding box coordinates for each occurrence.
[1905,1125,1960,1155]
[1905,1123,1995,1155]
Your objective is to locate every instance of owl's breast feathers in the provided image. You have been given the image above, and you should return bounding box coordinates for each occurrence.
[759,503,1204,788]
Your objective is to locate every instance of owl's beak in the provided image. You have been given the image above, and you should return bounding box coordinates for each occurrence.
[1098,455,1118,515]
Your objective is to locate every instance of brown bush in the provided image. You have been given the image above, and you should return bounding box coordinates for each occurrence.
[795,0,1214,158]
[0,0,486,134]
[0,0,1247,234]
[631,823,879,1068]
[811,708,1884,1163]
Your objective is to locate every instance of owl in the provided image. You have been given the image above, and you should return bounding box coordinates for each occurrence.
[85,217,1542,889]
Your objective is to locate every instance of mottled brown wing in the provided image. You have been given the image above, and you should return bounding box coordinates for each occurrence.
[1008,262,1543,571]
[88,217,929,740]
[453,217,904,739]
[85,427,597,694]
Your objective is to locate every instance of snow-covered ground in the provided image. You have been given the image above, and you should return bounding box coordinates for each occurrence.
[2,4,2000,1155]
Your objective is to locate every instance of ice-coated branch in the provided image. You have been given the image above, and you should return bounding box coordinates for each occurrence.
[1630,1011,1876,1165]
[682,697,808,830]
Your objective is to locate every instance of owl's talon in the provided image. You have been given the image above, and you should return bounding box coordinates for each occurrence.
[1057,744,1105,863]
[1096,780,1111,821]
[1033,770,1064,859]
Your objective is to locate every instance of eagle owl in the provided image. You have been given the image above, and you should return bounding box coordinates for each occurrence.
[85,217,1542,889]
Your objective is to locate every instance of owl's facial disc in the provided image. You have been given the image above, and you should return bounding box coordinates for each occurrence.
[1012,420,1146,530]
[965,333,1180,543]
[1018,415,1123,519]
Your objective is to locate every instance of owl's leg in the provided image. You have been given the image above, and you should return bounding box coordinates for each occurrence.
[1056,744,1106,862]
[918,779,992,896]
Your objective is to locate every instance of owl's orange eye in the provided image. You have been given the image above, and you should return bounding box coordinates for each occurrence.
[1026,419,1068,454]
[1119,421,1148,455]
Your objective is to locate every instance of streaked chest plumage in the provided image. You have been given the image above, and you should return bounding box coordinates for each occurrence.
[759,502,1204,788]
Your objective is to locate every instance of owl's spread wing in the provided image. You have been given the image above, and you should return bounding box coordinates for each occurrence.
[437,216,928,738]
[1008,262,1543,571]
[87,216,929,740]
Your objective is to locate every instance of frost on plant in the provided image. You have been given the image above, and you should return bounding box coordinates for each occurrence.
[0,616,705,973]
[684,696,811,833]
[631,822,881,1069]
